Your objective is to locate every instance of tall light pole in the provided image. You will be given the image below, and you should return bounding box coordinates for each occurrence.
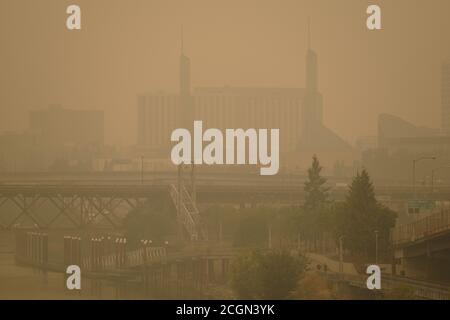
[374,230,379,265]
[339,236,344,274]
[413,156,436,199]
[191,162,196,206]
[140,156,144,185]
[218,215,223,244]
[431,165,450,193]
[268,221,273,250]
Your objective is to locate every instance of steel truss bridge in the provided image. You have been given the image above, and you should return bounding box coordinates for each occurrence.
[2,171,450,231]
[0,184,167,229]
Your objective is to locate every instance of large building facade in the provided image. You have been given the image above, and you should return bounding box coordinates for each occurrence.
[137,87,304,156]
[137,35,355,171]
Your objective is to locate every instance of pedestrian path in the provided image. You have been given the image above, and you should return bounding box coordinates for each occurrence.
[306,253,359,275]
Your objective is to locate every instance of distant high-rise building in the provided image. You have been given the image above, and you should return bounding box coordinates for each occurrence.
[137,25,355,170]
[137,93,182,153]
[137,34,305,156]
[300,34,323,145]
[442,60,450,135]
[30,105,104,147]
[377,113,441,152]
[297,24,350,153]
[137,87,305,156]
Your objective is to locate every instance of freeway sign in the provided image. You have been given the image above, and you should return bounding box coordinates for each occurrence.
[407,199,435,214]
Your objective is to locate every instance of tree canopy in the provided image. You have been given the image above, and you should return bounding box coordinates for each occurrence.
[335,169,397,258]
[230,250,307,299]
[304,155,329,210]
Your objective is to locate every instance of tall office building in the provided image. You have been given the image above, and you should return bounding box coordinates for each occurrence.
[297,27,350,153]
[300,33,323,145]
[442,60,450,135]
[137,93,182,153]
[194,86,304,153]
[137,33,305,156]
[137,85,305,155]
[137,27,354,170]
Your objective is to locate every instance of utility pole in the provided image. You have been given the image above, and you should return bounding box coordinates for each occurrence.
[413,156,436,199]
[176,164,183,242]
[140,156,144,185]
[339,236,344,274]
[191,162,196,206]
[375,230,379,265]
[268,222,273,250]
[431,165,450,193]
[218,217,223,244]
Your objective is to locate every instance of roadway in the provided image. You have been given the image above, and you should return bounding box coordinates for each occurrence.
[1,171,450,201]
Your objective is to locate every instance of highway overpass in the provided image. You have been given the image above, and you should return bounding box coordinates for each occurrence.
[392,210,450,283]
[2,171,450,229]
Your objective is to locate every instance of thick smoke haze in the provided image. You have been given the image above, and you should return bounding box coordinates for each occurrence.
[1,0,450,145]
[2,0,450,301]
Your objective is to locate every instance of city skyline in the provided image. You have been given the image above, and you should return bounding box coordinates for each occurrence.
[1,0,450,146]
[137,27,356,171]
[1,0,450,302]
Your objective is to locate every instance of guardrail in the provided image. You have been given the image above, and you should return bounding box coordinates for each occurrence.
[325,272,450,300]
[82,245,166,270]
[392,209,450,246]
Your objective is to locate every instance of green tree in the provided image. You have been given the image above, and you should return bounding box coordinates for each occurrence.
[202,205,238,243]
[304,155,329,210]
[123,196,176,246]
[233,207,270,248]
[298,156,332,248]
[294,273,334,300]
[230,250,307,299]
[229,250,262,299]
[277,206,302,239]
[335,169,397,259]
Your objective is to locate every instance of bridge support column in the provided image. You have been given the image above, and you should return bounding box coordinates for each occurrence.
[177,165,184,242]
[207,259,215,282]
[147,264,156,298]
[175,261,183,298]
[192,258,204,296]
[162,263,171,298]
[221,258,229,280]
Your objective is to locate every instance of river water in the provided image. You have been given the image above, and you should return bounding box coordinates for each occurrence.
[0,231,124,299]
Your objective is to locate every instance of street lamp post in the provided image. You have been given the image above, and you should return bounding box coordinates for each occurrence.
[218,216,223,244]
[431,165,450,193]
[374,230,379,265]
[339,236,344,274]
[191,162,196,206]
[268,221,273,250]
[140,156,144,185]
[413,156,436,199]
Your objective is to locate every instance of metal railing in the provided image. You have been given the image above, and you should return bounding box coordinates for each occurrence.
[82,246,166,270]
[169,184,204,241]
[392,209,450,246]
[325,272,450,300]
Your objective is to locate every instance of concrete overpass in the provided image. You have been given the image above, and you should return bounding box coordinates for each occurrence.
[2,171,450,229]
[2,171,450,198]
[392,209,450,283]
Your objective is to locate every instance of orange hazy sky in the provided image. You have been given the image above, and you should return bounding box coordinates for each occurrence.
[1,0,450,145]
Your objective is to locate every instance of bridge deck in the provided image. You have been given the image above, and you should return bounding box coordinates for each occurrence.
[392,209,450,246]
